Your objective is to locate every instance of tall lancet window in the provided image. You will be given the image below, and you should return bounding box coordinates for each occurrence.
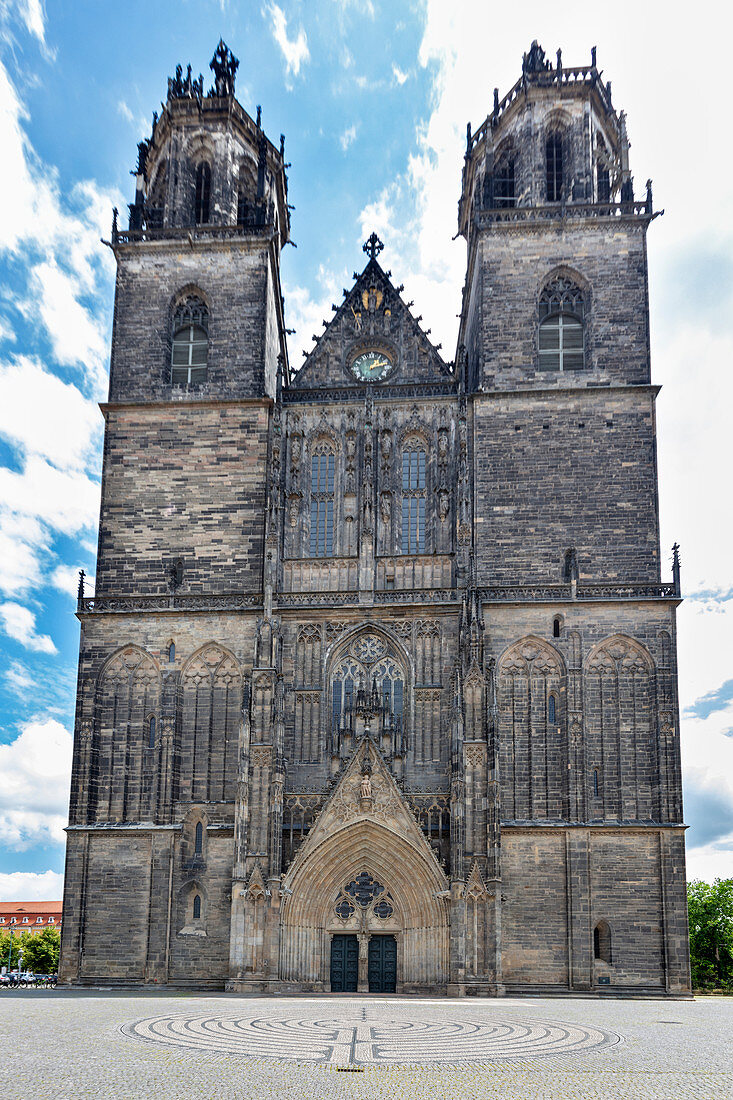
[494,151,516,208]
[171,296,209,386]
[539,275,585,371]
[401,443,426,553]
[546,132,563,202]
[194,162,211,224]
[309,445,335,557]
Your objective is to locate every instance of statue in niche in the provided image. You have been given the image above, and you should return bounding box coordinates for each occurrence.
[438,428,449,461]
[288,494,300,527]
[380,430,392,466]
[360,767,372,800]
[363,494,373,534]
[380,492,391,525]
[438,489,450,521]
[290,434,301,468]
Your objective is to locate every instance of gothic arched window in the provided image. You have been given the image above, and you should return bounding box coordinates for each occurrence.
[309,445,335,557]
[597,162,611,203]
[548,693,557,725]
[494,151,515,208]
[237,161,256,226]
[594,920,612,963]
[148,715,156,748]
[402,442,426,553]
[193,894,202,920]
[539,276,585,371]
[194,161,211,224]
[546,132,563,202]
[171,296,209,386]
[330,634,405,738]
[194,821,203,855]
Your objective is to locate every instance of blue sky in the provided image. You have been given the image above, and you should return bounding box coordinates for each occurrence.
[0,0,731,900]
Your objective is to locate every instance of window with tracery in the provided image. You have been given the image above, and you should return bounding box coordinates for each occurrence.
[330,633,405,736]
[334,871,395,922]
[546,132,563,202]
[309,446,335,557]
[401,443,426,553]
[539,276,585,371]
[171,296,208,386]
[597,162,611,203]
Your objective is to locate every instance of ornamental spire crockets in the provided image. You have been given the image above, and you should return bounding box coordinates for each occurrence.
[209,39,239,97]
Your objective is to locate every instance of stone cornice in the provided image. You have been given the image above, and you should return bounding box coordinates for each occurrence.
[100,396,273,414]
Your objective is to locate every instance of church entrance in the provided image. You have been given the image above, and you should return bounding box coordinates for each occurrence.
[330,934,358,992]
[368,934,397,993]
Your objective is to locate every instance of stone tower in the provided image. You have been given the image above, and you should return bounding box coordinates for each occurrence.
[59,41,690,996]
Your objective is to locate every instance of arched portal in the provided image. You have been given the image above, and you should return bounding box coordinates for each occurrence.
[280,819,449,992]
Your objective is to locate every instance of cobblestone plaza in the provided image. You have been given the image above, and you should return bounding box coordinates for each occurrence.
[3,993,731,1098]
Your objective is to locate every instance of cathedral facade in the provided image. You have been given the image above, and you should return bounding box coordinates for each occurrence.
[59,41,691,995]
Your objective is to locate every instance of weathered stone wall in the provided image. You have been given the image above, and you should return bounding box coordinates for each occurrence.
[464,221,651,388]
[108,244,278,403]
[473,388,661,584]
[95,404,269,594]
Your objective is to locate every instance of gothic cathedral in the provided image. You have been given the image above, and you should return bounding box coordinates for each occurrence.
[59,41,691,995]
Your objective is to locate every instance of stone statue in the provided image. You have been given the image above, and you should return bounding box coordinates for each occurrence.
[360,770,372,800]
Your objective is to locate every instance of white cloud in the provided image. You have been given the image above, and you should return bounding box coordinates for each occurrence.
[0,356,100,471]
[265,3,310,78]
[0,602,56,653]
[19,0,45,43]
[0,512,46,595]
[0,869,64,902]
[0,62,114,609]
[686,835,733,883]
[0,62,120,391]
[50,563,94,597]
[0,457,100,536]
[0,0,48,47]
[0,717,71,850]
[392,64,408,86]
[28,261,109,377]
[3,659,33,694]
[340,124,357,151]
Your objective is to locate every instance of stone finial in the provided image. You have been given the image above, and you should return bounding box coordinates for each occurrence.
[363,232,384,261]
[672,542,681,595]
[522,40,549,74]
[209,39,239,97]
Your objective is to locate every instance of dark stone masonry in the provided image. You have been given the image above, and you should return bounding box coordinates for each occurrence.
[59,39,690,995]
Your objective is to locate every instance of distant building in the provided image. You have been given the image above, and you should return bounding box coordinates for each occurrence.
[0,902,62,936]
[59,39,690,995]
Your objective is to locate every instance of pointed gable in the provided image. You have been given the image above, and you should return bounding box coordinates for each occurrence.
[282,738,447,887]
[290,236,451,391]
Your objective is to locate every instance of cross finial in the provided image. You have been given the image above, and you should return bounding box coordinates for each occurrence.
[363,232,384,261]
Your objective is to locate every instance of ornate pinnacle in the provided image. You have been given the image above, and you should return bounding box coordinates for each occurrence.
[363,232,384,261]
[210,39,239,98]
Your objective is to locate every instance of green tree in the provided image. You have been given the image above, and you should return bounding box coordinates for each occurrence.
[20,928,61,974]
[0,930,24,971]
[687,878,733,990]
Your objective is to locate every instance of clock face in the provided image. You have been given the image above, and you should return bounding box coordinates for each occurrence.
[350,350,394,383]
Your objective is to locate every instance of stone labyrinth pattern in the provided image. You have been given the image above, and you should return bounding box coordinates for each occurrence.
[121,1007,622,1065]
